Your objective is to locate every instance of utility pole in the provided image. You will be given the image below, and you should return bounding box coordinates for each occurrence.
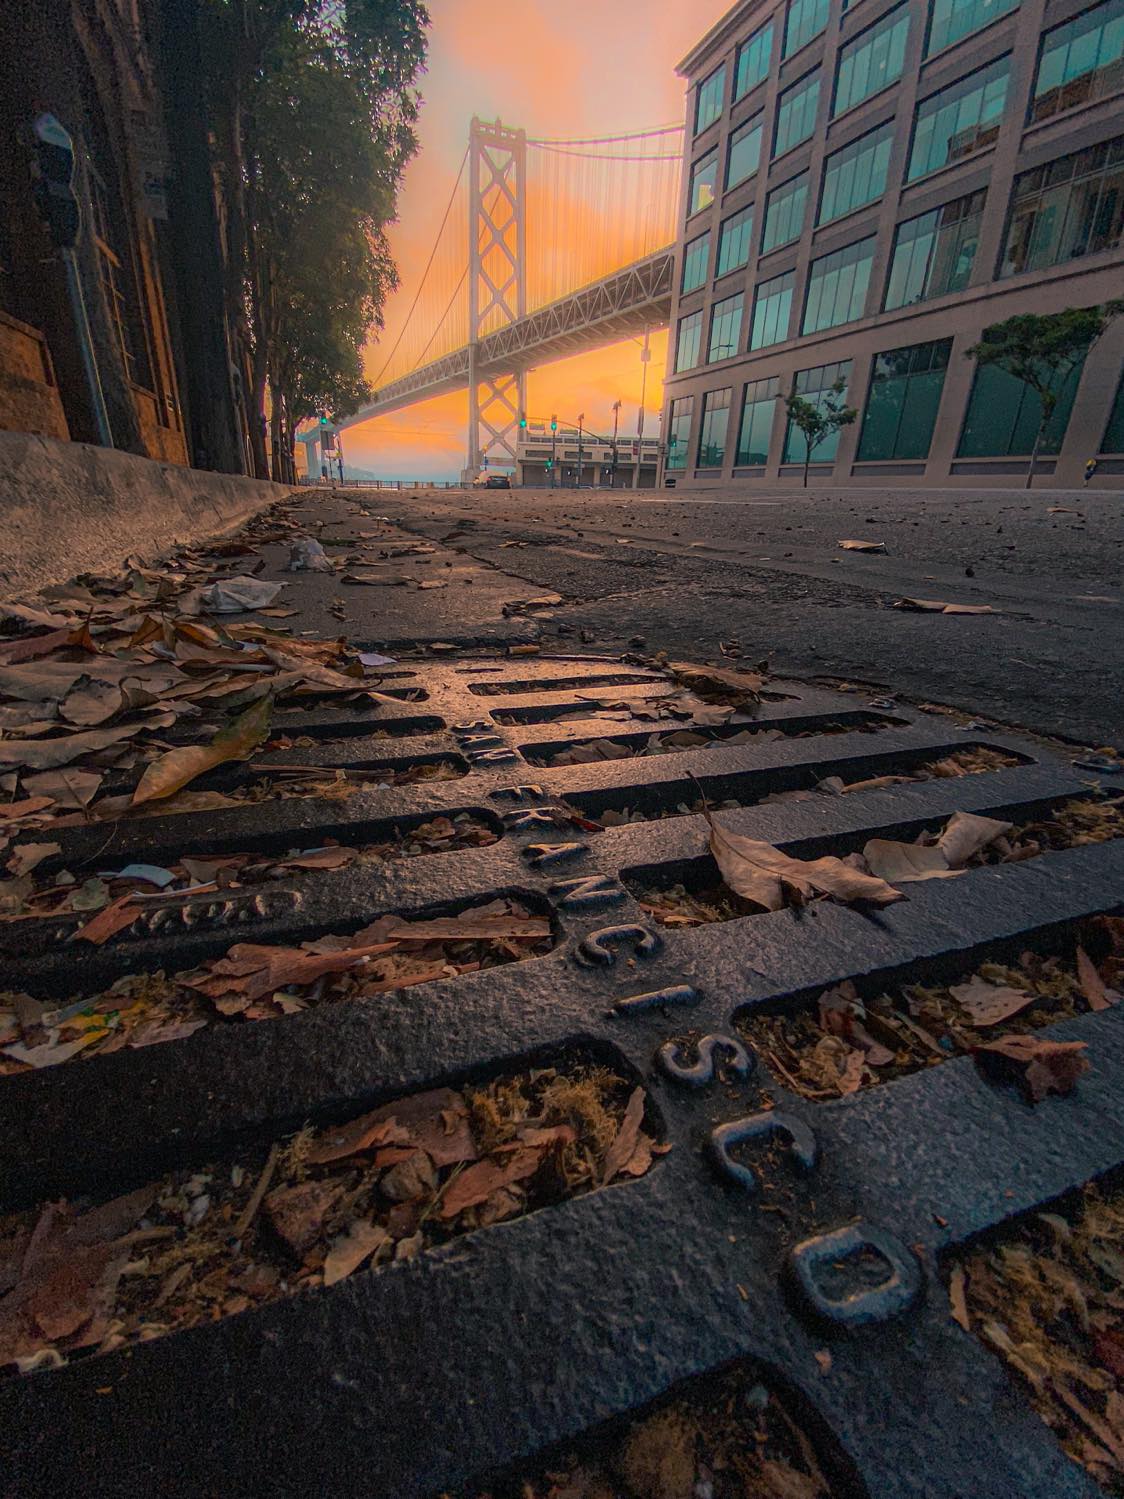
[610,399,621,489]
[576,413,584,491]
[550,413,557,489]
[336,430,345,485]
[634,325,650,490]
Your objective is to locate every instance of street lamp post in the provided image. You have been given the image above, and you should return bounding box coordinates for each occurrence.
[610,399,621,489]
[634,325,650,490]
[576,413,584,490]
[550,413,557,489]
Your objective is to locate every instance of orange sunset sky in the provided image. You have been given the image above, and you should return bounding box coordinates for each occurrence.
[342,0,733,479]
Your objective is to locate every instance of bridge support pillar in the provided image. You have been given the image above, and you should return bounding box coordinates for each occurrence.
[466,118,526,481]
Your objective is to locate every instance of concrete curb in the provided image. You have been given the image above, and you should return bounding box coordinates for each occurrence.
[0,430,295,595]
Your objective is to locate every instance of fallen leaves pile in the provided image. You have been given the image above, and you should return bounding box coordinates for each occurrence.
[0,897,550,1074]
[636,797,1124,927]
[451,1364,832,1498]
[535,717,896,769]
[951,1182,1124,1490]
[0,1065,661,1376]
[582,747,1022,828]
[0,814,497,937]
[740,915,1122,1101]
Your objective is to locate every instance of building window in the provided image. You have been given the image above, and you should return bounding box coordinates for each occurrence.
[818,120,894,224]
[727,115,764,190]
[775,72,820,157]
[708,292,745,362]
[717,205,754,276]
[750,271,796,349]
[999,134,1124,277]
[87,162,153,392]
[736,376,780,464]
[1031,0,1124,124]
[762,171,810,252]
[784,0,830,58]
[907,55,1010,180]
[1102,368,1124,450]
[802,236,876,334]
[884,189,986,308]
[689,149,719,215]
[834,4,910,116]
[667,396,694,470]
[927,0,1020,57]
[675,309,704,372]
[696,65,727,134]
[682,232,711,293]
[698,388,733,466]
[736,21,774,98]
[783,360,853,463]
[858,338,952,459]
[958,347,1085,456]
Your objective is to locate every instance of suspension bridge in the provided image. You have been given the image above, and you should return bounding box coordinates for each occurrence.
[300,117,683,480]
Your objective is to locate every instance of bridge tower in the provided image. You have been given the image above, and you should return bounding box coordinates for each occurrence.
[465,118,527,481]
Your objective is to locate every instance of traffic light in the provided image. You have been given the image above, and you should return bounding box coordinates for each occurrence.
[518,413,527,430]
[550,414,557,432]
[545,459,553,470]
[319,412,329,426]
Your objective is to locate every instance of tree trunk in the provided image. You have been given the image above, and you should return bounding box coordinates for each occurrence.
[1026,401,1052,490]
[803,434,811,489]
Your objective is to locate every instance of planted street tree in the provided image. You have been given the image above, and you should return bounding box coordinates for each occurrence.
[965,300,1124,489]
[784,377,857,488]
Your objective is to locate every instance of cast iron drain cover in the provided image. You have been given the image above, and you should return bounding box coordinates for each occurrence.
[2,656,1121,1499]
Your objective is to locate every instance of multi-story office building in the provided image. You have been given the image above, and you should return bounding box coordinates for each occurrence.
[662,0,1124,487]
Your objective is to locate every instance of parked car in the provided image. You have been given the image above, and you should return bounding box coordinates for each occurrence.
[472,473,512,489]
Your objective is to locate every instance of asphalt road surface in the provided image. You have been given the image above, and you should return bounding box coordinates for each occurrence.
[362,481,1124,750]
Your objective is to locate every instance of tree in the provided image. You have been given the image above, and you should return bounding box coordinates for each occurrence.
[784,377,856,487]
[199,0,428,476]
[965,301,1124,488]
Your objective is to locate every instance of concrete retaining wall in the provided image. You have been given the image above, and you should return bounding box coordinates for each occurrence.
[0,430,293,596]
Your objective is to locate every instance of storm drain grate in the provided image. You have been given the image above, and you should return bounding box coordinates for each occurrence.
[1,654,1121,1499]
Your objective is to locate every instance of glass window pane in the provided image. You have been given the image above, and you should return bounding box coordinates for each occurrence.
[675,310,703,372]
[727,116,764,189]
[783,360,854,462]
[762,172,809,252]
[883,188,986,307]
[907,56,1010,180]
[717,206,754,276]
[708,292,745,361]
[682,232,711,294]
[689,150,719,215]
[858,339,952,459]
[696,66,726,134]
[698,388,732,466]
[736,21,774,98]
[1031,0,1124,122]
[834,4,910,116]
[667,396,694,470]
[999,132,1124,276]
[775,72,820,157]
[927,0,1020,57]
[958,350,1085,455]
[819,121,894,223]
[1101,368,1124,451]
[736,376,780,464]
[802,236,876,333]
[784,0,830,57]
[751,271,795,348]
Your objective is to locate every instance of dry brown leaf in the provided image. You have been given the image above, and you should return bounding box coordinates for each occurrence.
[0,724,138,772]
[439,1147,542,1218]
[838,539,886,552]
[973,1034,1090,1101]
[0,797,54,821]
[323,1221,390,1286]
[264,1181,339,1257]
[861,839,962,884]
[950,976,1036,1027]
[1076,946,1115,1012]
[73,894,140,946]
[948,1263,971,1332]
[892,598,994,615]
[706,810,902,911]
[7,842,60,877]
[132,696,271,805]
[602,1087,645,1184]
[936,811,1013,868]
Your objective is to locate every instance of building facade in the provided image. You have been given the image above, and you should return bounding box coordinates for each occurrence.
[662,0,1124,488]
[516,426,661,488]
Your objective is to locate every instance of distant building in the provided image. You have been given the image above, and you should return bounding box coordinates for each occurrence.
[664,0,1124,487]
[516,423,661,487]
[0,0,246,472]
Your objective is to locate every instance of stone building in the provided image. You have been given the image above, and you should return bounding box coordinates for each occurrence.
[663,0,1124,487]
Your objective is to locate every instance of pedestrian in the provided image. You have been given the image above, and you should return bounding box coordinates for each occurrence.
[1084,457,1098,486]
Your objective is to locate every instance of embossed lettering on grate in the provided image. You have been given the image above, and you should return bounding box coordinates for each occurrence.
[2,655,1122,1499]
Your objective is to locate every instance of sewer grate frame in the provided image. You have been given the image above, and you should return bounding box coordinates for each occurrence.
[0,653,1120,1499]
